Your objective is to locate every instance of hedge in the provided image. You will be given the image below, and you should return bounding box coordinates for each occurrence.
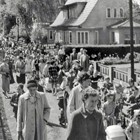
[64,44,140,58]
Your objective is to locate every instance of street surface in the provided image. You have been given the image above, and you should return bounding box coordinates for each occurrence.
[0,74,67,140]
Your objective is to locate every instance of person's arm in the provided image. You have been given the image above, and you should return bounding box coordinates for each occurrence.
[67,88,76,115]
[70,54,72,63]
[42,65,47,78]
[17,96,24,139]
[15,61,19,72]
[125,122,133,140]
[98,115,106,140]
[67,113,77,140]
[43,94,51,122]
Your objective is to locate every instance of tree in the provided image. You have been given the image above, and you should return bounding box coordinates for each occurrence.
[2,13,16,35]
[0,0,59,39]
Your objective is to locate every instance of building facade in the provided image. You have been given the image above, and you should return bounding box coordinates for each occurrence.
[51,0,140,45]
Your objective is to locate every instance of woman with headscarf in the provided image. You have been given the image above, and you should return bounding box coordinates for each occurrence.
[17,80,51,140]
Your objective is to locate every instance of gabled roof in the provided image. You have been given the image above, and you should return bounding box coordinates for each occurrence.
[65,0,87,6]
[111,20,140,28]
[51,0,99,27]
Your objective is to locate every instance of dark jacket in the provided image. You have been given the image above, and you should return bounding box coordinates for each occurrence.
[63,61,71,72]
[67,105,106,140]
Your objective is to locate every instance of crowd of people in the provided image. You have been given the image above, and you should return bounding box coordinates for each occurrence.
[0,41,140,140]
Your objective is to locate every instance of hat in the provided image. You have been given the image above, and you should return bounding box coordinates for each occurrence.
[77,72,90,83]
[27,80,37,88]
[85,86,98,96]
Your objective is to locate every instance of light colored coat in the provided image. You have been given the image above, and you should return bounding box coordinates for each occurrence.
[80,54,89,71]
[17,91,51,140]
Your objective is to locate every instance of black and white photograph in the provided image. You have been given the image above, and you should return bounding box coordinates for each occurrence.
[0,0,140,140]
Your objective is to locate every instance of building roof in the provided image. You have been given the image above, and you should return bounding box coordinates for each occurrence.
[65,0,87,6]
[51,0,99,27]
[111,20,140,28]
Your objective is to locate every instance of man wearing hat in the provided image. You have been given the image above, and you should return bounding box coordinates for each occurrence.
[80,49,89,72]
[70,48,77,63]
[67,88,106,140]
[17,80,51,140]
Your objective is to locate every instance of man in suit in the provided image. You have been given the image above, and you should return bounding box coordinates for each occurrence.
[80,49,89,72]
[63,57,71,72]
[70,48,77,63]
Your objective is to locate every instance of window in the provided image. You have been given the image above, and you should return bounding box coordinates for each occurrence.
[111,32,115,43]
[114,8,117,18]
[124,33,136,44]
[67,6,76,19]
[95,31,99,44]
[49,30,53,40]
[78,32,80,44]
[69,31,72,44]
[77,31,89,44]
[120,8,124,18]
[106,8,111,18]
[85,32,89,44]
[81,32,84,44]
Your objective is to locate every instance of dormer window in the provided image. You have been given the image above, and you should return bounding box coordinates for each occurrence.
[106,8,111,18]
[120,8,124,18]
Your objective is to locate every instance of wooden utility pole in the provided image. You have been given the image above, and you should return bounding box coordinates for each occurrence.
[129,0,135,82]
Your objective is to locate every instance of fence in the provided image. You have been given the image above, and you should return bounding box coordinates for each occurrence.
[113,68,129,85]
[97,63,114,82]
[97,62,140,85]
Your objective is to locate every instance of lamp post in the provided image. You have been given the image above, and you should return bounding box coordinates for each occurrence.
[129,0,135,83]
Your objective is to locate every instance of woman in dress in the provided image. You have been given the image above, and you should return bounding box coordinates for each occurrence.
[8,56,15,84]
[0,56,11,99]
[15,56,26,84]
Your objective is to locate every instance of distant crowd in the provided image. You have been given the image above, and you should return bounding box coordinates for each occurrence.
[0,39,140,140]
